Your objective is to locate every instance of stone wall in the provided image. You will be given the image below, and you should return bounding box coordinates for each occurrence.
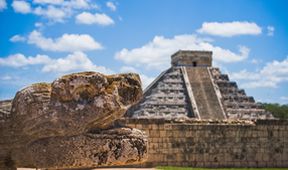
[118,118,288,168]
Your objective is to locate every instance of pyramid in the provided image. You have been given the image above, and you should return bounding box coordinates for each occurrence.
[126,50,273,120]
[0,100,12,123]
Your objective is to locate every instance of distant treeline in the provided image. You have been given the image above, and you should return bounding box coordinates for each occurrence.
[262,103,288,119]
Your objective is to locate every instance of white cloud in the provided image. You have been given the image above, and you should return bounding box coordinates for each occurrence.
[12,0,32,14]
[140,74,155,89]
[115,34,249,70]
[13,0,98,23]
[28,30,102,52]
[260,57,288,78]
[267,26,275,36]
[33,0,64,5]
[1,75,13,81]
[62,0,92,9]
[250,58,262,65]
[35,22,43,28]
[230,57,288,88]
[34,5,69,22]
[106,1,116,11]
[197,21,262,37]
[0,53,51,67]
[11,1,70,22]
[0,52,112,74]
[76,12,114,26]
[41,51,112,73]
[0,0,7,11]
[33,0,94,9]
[280,96,288,101]
[120,66,154,89]
[230,69,261,80]
[120,66,138,73]
[10,35,26,42]
[241,81,277,88]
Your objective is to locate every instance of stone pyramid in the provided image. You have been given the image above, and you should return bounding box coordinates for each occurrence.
[126,50,273,120]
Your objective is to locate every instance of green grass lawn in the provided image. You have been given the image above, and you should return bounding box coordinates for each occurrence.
[156,167,288,170]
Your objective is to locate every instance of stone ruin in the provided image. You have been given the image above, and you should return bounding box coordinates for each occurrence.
[119,51,288,168]
[0,72,148,170]
[1,50,283,169]
[127,50,273,120]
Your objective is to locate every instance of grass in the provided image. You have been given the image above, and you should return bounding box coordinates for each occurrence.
[156,167,288,170]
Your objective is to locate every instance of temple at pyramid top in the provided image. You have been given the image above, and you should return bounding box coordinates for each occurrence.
[126,50,273,120]
[171,50,212,67]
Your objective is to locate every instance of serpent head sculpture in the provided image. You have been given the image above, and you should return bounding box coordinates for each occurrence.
[0,72,147,170]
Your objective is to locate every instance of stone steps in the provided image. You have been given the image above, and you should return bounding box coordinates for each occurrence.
[129,67,192,118]
[209,67,271,119]
[140,101,187,106]
[224,101,263,109]
[186,67,225,119]
[147,93,186,98]
[222,95,255,102]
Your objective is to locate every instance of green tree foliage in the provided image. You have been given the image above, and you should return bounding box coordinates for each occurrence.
[262,103,288,119]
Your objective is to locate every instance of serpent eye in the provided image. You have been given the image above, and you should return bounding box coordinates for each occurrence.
[117,74,142,106]
[71,84,97,102]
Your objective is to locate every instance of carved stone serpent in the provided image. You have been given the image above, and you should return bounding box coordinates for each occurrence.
[0,72,147,170]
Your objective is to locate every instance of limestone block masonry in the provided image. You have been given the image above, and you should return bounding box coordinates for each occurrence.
[118,118,288,168]
[127,50,273,120]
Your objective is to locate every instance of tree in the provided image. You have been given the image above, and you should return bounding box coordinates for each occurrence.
[262,103,288,119]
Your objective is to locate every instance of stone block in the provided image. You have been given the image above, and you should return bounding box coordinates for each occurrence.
[164,124,172,130]
[159,130,166,137]
[148,124,154,130]
[152,124,159,130]
[159,124,165,130]
[135,124,143,129]
[175,153,183,162]
[166,130,174,137]
[166,154,176,162]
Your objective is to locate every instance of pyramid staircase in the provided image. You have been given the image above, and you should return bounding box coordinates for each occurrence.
[185,67,225,119]
[127,50,273,120]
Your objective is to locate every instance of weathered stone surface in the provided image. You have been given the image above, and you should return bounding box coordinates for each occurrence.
[127,50,273,120]
[0,71,147,170]
[121,118,288,168]
[209,67,274,119]
[126,67,193,118]
[25,128,147,169]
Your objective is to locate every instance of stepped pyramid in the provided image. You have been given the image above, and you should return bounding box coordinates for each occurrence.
[126,50,273,120]
[0,100,12,123]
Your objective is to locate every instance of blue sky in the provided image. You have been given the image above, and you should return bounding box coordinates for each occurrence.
[0,0,288,104]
